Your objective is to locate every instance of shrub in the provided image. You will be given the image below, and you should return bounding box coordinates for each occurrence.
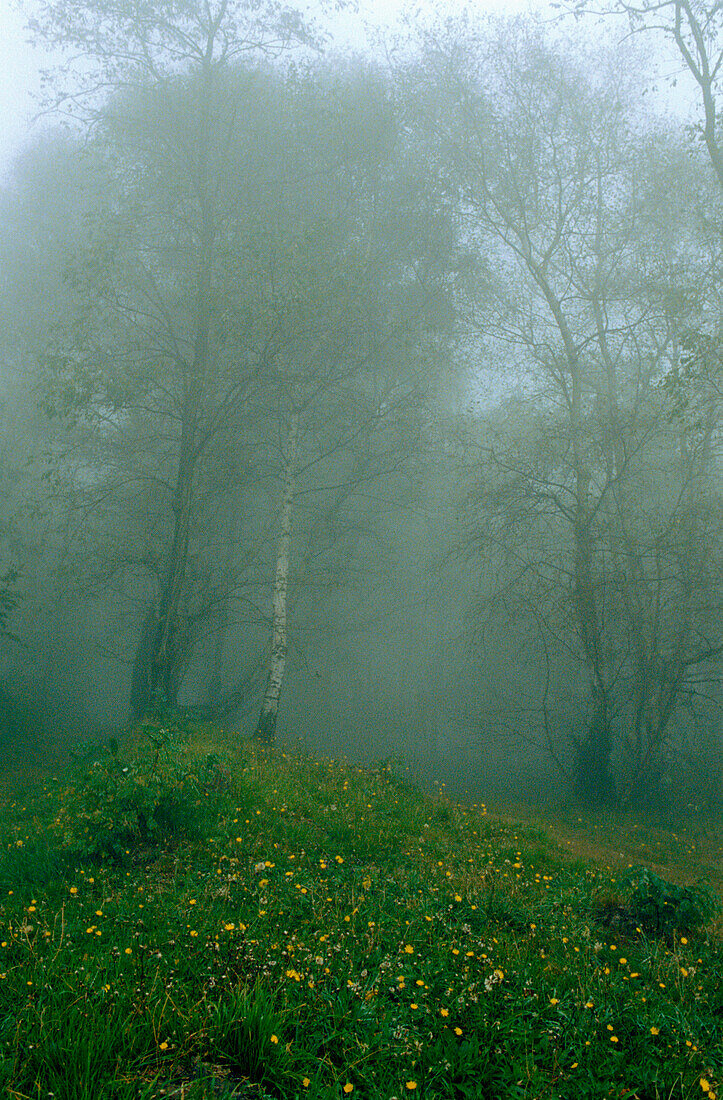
[58,719,233,860]
[616,866,720,934]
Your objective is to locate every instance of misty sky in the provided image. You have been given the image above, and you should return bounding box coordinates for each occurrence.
[0,0,555,182]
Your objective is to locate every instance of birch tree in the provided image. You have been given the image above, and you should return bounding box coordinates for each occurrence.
[242,63,458,745]
[255,408,298,744]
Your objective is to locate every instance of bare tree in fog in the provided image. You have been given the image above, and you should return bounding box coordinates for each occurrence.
[570,0,723,191]
[7,17,458,734]
[423,19,723,805]
[25,0,319,717]
[572,0,723,405]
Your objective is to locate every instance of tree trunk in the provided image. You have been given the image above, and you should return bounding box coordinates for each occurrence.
[145,54,217,714]
[571,505,617,805]
[532,261,617,804]
[570,395,617,805]
[255,410,299,746]
[130,605,158,722]
[573,686,616,805]
[148,409,198,712]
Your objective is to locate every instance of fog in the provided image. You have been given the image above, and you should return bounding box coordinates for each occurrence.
[0,0,721,816]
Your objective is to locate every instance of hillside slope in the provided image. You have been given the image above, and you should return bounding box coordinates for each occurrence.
[0,722,721,1099]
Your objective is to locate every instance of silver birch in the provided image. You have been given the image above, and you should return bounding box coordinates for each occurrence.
[256,409,299,745]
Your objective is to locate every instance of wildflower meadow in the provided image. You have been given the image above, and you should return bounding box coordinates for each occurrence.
[0,721,720,1099]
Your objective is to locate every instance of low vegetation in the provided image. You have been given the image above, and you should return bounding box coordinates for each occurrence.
[0,720,721,1099]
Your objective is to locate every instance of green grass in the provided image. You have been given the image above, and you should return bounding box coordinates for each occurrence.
[0,723,721,1099]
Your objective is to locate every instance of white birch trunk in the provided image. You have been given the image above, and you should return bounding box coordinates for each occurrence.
[255,410,299,745]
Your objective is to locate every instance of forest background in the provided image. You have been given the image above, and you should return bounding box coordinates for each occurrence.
[0,0,721,813]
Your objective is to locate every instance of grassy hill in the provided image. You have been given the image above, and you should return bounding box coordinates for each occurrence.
[0,720,721,1100]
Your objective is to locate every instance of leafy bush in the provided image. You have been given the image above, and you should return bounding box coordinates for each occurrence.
[616,866,720,934]
[58,719,234,860]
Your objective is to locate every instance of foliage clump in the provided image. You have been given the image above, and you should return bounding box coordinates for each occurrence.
[58,719,236,861]
[613,866,721,935]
